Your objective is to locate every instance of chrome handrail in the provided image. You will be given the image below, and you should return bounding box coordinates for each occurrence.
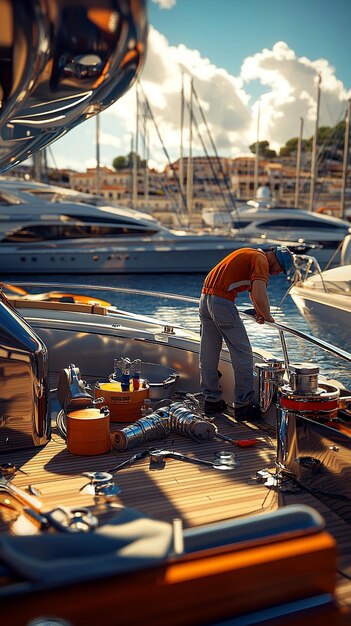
[265,317,351,364]
[5,281,351,365]
[293,254,328,293]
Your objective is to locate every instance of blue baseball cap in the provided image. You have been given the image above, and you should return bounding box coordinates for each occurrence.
[275,246,294,274]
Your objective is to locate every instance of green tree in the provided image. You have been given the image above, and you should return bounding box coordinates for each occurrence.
[279,137,310,156]
[112,152,147,171]
[249,140,276,158]
[278,121,347,159]
[112,155,129,170]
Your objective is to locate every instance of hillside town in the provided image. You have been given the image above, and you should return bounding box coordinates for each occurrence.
[10,151,351,229]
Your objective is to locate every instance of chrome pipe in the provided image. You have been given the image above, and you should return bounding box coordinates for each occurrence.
[278,329,290,374]
[112,402,217,450]
[265,319,351,364]
[276,403,299,476]
[256,359,285,414]
[9,282,351,364]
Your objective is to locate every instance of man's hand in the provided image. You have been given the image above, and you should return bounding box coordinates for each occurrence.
[251,280,275,323]
[254,313,275,324]
[254,313,265,324]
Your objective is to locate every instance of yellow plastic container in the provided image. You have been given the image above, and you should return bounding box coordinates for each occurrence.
[94,380,149,422]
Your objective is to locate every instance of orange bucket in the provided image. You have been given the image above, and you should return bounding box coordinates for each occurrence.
[94,381,149,422]
[66,407,111,455]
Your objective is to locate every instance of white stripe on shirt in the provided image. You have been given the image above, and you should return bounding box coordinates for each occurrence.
[227,280,251,291]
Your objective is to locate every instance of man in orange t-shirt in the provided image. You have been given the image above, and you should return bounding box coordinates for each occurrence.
[199,246,293,419]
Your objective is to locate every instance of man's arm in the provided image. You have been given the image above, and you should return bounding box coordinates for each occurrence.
[250,279,275,323]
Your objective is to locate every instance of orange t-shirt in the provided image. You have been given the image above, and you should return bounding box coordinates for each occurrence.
[202,248,269,302]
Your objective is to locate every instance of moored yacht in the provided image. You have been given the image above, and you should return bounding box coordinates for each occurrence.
[203,188,351,268]
[290,235,351,348]
[0,176,306,274]
[230,191,351,268]
[202,200,350,267]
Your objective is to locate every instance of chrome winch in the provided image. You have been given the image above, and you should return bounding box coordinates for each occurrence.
[256,358,285,414]
[276,362,340,478]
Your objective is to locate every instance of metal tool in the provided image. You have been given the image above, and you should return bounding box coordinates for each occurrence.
[82,471,114,484]
[215,432,258,448]
[213,450,240,470]
[0,462,28,478]
[107,449,151,473]
[0,475,97,533]
[44,507,99,532]
[80,471,121,499]
[148,448,236,471]
[0,484,98,533]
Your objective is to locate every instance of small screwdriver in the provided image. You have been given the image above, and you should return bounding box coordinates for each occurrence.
[216,432,258,448]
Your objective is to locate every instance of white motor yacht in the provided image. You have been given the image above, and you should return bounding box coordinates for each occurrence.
[290,235,351,348]
[229,200,350,268]
[0,176,306,274]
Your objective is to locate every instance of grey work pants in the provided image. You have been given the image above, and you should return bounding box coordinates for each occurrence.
[199,293,254,407]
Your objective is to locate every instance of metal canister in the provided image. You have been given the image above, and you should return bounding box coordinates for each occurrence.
[256,359,285,414]
[288,363,319,395]
[110,411,170,450]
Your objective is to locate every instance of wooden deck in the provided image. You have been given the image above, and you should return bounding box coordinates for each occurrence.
[1,410,351,616]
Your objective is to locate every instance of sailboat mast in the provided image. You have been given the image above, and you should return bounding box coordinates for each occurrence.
[340,98,351,219]
[33,151,43,182]
[309,74,321,212]
[295,117,304,207]
[132,83,139,209]
[95,114,101,196]
[254,103,260,198]
[186,77,193,219]
[143,104,149,204]
[179,73,185,212]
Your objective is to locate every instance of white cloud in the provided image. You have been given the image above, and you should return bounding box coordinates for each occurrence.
[241,41,349,151]
[51,152,93,172]
[99,131,122,150]
[151,0,176,8]
[108,27,252,167]
[52,29,351,171]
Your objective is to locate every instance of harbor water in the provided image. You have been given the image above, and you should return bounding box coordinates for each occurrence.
[7,272,351,389]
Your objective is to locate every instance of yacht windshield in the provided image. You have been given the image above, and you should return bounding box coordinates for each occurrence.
[3,224,159,242]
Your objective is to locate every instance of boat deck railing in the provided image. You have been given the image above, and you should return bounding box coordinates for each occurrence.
[4,281,351,369]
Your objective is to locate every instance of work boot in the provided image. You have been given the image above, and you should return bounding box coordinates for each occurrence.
[235,402,262,422]
[204,399,227,416]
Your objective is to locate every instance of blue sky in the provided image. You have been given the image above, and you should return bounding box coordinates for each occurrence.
[149,0,351,89]
[48,0,351,172]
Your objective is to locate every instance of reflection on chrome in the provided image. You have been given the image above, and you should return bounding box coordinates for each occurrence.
[0,0,147,171]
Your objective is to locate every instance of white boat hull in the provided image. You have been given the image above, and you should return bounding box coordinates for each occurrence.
[290,285,351,348]
[0,237,276,274]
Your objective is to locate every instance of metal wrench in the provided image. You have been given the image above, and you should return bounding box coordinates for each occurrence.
[148,449,235,470]
[107,449,151,473]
